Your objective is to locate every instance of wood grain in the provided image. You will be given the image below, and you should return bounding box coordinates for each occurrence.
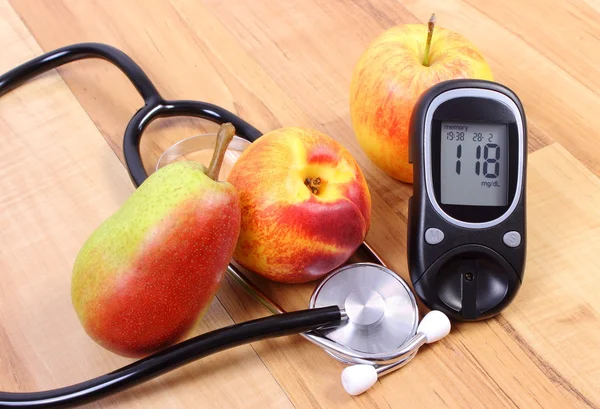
[1,0,600,408]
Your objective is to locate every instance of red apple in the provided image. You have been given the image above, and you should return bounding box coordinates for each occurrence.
[350,15,493,182]
[227,127,371,283]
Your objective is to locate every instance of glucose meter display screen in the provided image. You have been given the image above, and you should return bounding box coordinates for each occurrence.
[440,122,508,206]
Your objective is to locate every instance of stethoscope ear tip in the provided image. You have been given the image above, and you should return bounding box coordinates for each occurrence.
[418,310,452,344]
[341,364,378,396]
[339,311,452,396]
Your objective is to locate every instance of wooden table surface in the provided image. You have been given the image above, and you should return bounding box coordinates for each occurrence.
[1,0,599,408]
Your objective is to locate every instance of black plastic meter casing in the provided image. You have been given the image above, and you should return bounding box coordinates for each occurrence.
[408,79,526,321]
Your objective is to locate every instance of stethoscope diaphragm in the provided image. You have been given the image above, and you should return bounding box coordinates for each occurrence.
[310,263,419,355]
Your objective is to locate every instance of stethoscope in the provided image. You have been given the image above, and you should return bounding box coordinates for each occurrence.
[0,43,451,408]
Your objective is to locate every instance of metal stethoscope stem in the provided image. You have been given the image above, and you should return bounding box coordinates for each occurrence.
[227,262,428,366]
[226,258,451,396]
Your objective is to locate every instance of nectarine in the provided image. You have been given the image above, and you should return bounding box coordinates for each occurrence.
[228,128,371,283]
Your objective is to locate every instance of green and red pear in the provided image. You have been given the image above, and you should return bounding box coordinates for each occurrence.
[71,123,240,357]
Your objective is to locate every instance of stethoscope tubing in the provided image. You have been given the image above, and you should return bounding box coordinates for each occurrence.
[0,307,342,408]
[228,263,422,365]
[0,42,262,188]
[0,43,160,101]
[123,98,262,187]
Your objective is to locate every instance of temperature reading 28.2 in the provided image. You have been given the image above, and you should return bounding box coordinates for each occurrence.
[440,122,509,207]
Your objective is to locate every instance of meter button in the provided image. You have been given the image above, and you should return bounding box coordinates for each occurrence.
[425,228,444,245]
[503,231,521,248]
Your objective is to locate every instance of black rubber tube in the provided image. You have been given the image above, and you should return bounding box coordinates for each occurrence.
[0,41,263,187]
[123,100,262,187]
[0,306,342,408]
[0,43,160,102]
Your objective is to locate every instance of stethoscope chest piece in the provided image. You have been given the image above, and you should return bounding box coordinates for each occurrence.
[310,263,419,354]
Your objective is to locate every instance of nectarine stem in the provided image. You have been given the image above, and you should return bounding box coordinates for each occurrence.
[304,177,321,195]
[423,13,436,66]
[207,122,236,181]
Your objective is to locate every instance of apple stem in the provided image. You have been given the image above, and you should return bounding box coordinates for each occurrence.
[207,122,236,181]
[422,13,436,67]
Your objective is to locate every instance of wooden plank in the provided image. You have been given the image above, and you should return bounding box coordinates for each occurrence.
[3,0,600,408]
[199,0,555,153]
[498,143,600,407]
[0,2,293,408]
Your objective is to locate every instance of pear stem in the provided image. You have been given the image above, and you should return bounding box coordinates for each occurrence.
[423,13,436,67]
[207,122,236,181]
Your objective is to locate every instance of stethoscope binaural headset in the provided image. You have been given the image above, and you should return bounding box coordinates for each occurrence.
[0,43,451,408]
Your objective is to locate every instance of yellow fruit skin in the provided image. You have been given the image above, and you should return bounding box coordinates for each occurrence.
[227,127,371,283]
[350,24,493,182]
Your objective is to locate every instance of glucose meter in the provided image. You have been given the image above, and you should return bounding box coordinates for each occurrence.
[408,79,527,321]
